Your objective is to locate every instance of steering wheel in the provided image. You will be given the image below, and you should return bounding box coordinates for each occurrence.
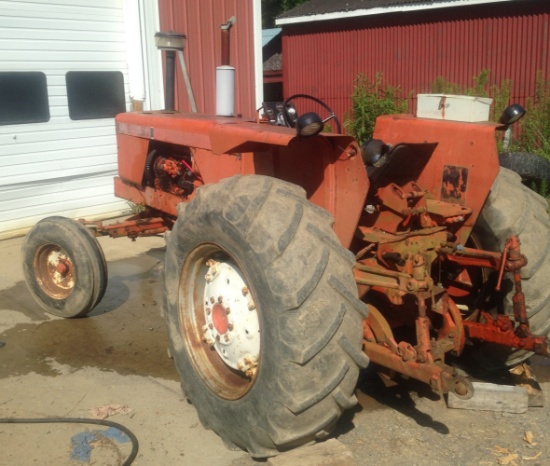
[282,94,342,134]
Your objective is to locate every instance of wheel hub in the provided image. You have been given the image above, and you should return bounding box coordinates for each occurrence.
[202,260,260,377]
[47,250,74,289]
[34,246,75,299]
[212,303,229,334]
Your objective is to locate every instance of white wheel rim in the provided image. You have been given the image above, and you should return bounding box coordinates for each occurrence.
[202,260,260,377]
[178,244,262,399]
[34,244,75,298]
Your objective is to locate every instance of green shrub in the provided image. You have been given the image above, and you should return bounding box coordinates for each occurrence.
[345,69,550,202]
[432,69,491,98]
[431,70,512,125]
[344,73,408,146]
[514,71,550,160]
[429,71,549,201]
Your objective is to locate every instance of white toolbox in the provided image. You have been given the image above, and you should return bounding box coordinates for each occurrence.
[417,94,493,122]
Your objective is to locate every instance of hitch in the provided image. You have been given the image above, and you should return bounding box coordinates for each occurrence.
[79,214,171,240]
[363,303,473,399]
[360,234,549,401]
[463,236,550,357]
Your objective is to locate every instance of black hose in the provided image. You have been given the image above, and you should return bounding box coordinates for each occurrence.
[0,417,139,466]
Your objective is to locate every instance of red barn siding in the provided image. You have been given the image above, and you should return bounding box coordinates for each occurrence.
[159,0,256,118]
[282,3,550,122]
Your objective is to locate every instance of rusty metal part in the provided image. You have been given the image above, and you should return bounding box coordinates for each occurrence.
[355,227,445,309]
[178,243,260,400]
[360,226,447,249]
[355,260,434,299]
[81,216,170,240]
[371,181,438,233]
[363,304,398,353]
[496,235,528,292]
[356,221,547,397]
[425,199,471,220]
[373,115,501,246]
[439,244,502,270]
[201,259,260,378]
[363,339,473,398]
[463,312,550,357]
[150,154,197,197]
[415,295,432,363]
[220,17,236,66]
[441,165,469,204]
[505,237,530,329]
[442,234,549,356]
[434,294,465,356]
[33,245,75,299]
[355,262,410,290]
[363,296,472,397]
[513,269,528,329]
[376,183,417,216]
[438,238,527,286]
[115,178,182,218]
[156,157,182,177]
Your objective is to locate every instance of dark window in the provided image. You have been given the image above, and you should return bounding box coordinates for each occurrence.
[66,71,126,120]
[0,72,50,125]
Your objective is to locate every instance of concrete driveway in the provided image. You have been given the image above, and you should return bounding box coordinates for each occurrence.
[1,233,549,466]
[0,235,251,466]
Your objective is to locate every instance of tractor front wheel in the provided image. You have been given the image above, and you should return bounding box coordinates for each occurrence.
[163,175,368,457]
[22,216,108,318]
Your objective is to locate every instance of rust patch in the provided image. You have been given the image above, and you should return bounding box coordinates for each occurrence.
[441,165,468,204]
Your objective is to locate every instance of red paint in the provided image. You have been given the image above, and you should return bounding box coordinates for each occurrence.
[463,313,550,357]
[371,114,500,245]
[282,3,550,122]
[159,0,256,118]
[212,304,229,335]
[115,110,369,248]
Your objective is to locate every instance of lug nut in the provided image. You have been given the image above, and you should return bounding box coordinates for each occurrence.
[247,295,256,310]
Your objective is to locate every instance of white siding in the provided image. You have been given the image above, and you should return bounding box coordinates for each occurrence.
[0,0,139,237]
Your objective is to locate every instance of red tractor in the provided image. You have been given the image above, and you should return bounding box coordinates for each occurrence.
[22,43,550,458]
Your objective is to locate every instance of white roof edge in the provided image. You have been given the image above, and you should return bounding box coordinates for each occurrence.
[276,0,516,26]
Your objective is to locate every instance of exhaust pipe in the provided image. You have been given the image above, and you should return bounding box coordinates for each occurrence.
[220,16,235,66]
[216,17,236,117]
[216,66,235,117]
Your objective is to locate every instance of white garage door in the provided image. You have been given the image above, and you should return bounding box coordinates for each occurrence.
[0,0,146,238]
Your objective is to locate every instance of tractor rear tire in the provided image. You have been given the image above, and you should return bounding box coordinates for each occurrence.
[163,175,369,457]
[22,216,108,318]
[474,167,550,367]
[498,152,550,183]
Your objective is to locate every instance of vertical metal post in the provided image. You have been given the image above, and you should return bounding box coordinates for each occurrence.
[155,32,187,112]
[165,49,176,111]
